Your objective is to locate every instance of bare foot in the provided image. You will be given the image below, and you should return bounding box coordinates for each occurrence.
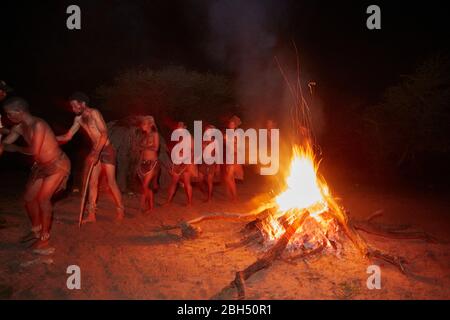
[115,207,125,221]
[30,238,49,250]
[20,231,39,243]
[161,201,171,207]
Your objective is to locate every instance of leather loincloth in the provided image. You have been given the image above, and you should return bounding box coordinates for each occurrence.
[137,159,160,181]
[171,163,198,178]
[28,152,71,193]
[99,143,116,165]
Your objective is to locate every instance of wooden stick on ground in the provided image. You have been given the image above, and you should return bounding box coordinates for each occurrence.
[212,210,309,300]
[353,220,441,243]
[150,208,274,233]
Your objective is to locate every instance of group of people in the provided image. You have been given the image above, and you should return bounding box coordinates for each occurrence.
[139,116,246,210]
[0,82,258,250]
[0,88,126,249]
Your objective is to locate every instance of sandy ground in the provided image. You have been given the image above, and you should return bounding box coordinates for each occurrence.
[1,171,450,300]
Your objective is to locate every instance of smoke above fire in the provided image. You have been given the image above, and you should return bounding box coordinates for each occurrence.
[207,0,286,123]
[206,0,325,138]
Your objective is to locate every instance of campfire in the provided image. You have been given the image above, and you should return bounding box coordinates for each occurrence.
[258,143,342,255]
[151,139,439,299]
[151,138,439,299]
[150,56,440,299]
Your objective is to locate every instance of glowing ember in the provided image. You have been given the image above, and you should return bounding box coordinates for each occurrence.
[260,143,341,248]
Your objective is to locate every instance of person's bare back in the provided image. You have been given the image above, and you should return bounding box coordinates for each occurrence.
[1,97,71,249]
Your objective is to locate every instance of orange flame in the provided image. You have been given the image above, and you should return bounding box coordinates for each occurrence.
[261,144,332,241]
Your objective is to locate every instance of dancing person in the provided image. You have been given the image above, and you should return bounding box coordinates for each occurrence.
[165,122,197,206]
[198,124,220,202]
[0,98,71,249]
[223,115,244,201]
[136,116,160,214]
[56,92,124,223]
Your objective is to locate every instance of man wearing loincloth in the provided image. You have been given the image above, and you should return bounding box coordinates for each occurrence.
[56,92,124,223]
[0,98,71,249]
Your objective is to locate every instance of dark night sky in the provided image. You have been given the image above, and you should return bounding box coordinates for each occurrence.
[1,0,449,121]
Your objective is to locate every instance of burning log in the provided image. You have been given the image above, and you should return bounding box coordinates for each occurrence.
[225,231,263,249]
[213,210,309,300]
[283,245,325,264]
[324,199,413,275]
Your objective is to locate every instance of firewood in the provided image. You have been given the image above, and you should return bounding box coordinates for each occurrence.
[366,248,407,274]
[212,210,309,300]
[234,272,246,300]
[323,198,418,278]
[283,245,325,263]
[225,231,262,249]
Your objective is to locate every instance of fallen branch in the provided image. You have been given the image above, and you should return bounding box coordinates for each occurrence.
[150,208,273,233]
[354,221,441,243]
[323,199,417,277]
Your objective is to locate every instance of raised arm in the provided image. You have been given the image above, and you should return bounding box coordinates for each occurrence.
[56,116,80,144]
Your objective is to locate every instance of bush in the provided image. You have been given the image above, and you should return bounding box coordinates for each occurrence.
[363,55,450,175]
[96,66,236,135]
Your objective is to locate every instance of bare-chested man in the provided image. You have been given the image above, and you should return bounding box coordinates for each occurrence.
[56,92,124,223]
[0,97,71,249]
